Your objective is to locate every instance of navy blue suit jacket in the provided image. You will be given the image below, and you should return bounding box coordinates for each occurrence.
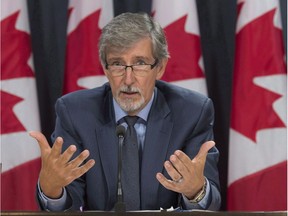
[47,80,221,211]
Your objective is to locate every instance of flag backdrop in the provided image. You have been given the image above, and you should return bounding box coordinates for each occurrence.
[1,0,287,211]
[228,0,287,211]
[152,0,207,95]
[64,0,113,93]
[1,0,41,210]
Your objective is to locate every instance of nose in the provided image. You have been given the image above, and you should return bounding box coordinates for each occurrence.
[123,66,135,85]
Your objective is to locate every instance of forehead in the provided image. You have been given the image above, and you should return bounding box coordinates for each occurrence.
[106,37,154,61]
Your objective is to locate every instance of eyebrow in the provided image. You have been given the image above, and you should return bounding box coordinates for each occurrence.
[107,56,152,62]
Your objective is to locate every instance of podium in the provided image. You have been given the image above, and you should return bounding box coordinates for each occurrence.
[1,211,287,216]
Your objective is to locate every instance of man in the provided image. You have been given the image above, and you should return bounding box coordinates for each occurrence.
[30,12,221,211]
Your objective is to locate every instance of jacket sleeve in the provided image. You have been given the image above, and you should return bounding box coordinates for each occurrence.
[50,97,87,211]
[181,98,221,210]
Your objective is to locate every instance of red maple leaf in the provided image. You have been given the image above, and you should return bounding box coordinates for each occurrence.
[1,11,34,79]
[64,9,104,94]
[0,91,26,134]
[161,15,204,82]
[1,11,34,134]
[231,7,286,142]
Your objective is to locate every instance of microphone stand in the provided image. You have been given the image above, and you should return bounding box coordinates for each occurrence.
[114,125,126,212]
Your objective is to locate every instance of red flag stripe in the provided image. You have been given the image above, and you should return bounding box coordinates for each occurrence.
[1,158,41,210]
[227,161,287,211]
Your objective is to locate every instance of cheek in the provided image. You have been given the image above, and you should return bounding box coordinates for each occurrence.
[140,78,156,99]
[107,77,121,96]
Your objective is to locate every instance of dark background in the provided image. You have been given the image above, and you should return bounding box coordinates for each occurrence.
[27,0,287,210]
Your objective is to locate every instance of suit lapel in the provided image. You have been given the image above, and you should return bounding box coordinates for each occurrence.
[141,89,173,208]
[95,90,118,204]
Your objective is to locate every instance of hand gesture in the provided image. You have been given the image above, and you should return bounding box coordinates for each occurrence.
[156,141,215,199]
[30,131,95,199]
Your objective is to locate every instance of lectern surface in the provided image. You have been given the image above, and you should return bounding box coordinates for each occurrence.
[1,211,287,216]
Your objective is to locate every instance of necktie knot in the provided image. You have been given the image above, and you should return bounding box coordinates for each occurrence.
[124,116,139,127]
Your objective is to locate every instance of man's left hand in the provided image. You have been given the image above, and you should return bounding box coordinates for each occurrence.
[156,141,215,199]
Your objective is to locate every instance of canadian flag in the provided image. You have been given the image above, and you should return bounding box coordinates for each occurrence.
[64,0,113,94]
[1,0,41,210]
[152,0,207,95]
[228,0,287,211]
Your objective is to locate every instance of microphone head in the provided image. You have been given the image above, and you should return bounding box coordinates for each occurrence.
[116,125,126,137]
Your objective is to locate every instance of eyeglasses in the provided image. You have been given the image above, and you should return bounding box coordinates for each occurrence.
[105,59,158,77]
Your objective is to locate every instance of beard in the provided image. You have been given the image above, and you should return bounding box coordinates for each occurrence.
[115,85,145,113]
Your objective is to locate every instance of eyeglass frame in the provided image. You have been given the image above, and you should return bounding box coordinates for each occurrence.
[105,59,159,77]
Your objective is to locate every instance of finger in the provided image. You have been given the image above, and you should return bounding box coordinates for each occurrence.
[194,141,215,161]
[67,149,90,168]
[156,173,181,192]
[71,159,96,179]
[50,137,64,158]
[29,131,51,155]
[58,145,77,165]
[173,150,192,172]
[163,160,182,182]
[174,150,191,163]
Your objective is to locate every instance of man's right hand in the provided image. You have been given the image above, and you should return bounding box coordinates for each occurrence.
[29,131,95,199]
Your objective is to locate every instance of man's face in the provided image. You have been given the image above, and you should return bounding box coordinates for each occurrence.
[104,37,167,115]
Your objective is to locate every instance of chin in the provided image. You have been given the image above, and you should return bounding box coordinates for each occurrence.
[119,100,144,113]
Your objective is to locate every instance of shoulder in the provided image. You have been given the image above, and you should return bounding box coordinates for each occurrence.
[54,83,113,126]
[155,81,214,140]
[55,82,112,114]
[59,82,111,104]
[155,80,211,108]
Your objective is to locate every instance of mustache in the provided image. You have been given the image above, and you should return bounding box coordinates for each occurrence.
[119,85,140,93]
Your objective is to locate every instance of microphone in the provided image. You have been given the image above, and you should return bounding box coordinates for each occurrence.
[114,125,126,212]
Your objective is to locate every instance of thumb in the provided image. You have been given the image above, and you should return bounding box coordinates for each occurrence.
[194,140,215,160]
[29,131,51,155]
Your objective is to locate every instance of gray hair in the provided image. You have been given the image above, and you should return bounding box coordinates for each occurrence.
[99,12,170,64]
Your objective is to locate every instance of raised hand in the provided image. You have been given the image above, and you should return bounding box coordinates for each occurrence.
[30,131,95,198]
[156,141,215,199]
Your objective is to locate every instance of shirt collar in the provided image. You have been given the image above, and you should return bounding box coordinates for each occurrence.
[113,88,156,123]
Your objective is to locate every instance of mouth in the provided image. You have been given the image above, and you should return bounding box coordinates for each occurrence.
[121,90,139,97]
[118,85,141,100]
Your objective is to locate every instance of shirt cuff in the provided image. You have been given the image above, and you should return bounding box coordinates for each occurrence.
[182,177,211,209]
[37,181,68,211]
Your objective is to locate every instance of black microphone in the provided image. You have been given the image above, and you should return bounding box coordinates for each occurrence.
[114,125,126,212]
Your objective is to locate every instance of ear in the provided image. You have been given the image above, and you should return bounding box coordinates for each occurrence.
[156,58,168,80]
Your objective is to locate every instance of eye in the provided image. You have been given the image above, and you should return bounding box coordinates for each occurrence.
[135,60,147,65]
[109,61,123,66]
